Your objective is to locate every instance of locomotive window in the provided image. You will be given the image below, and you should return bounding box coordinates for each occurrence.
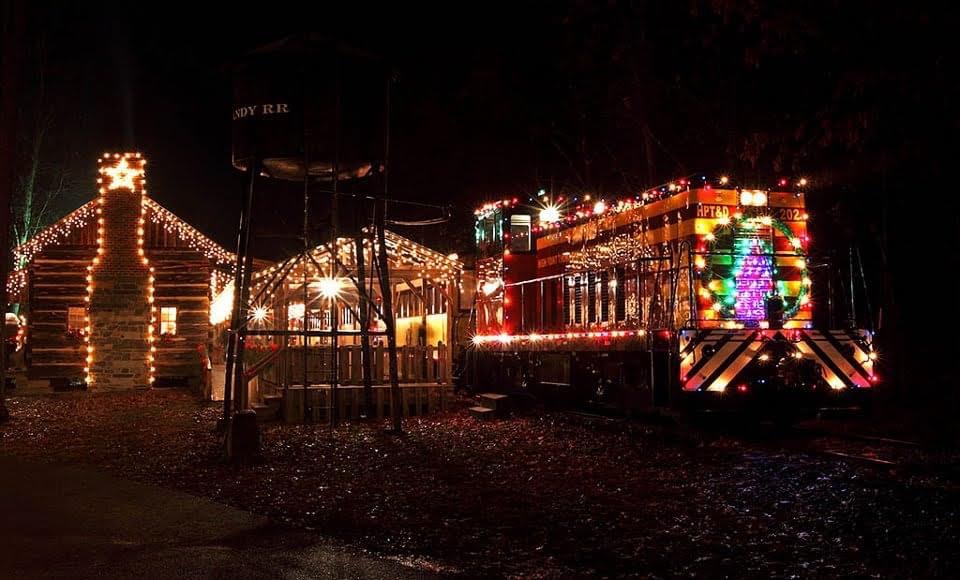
[600,271,610,322]
[574,276,583,324]
[587,272,597,323]
[476,213,502,257]
[508,214,532,252]
[615,268,626,321]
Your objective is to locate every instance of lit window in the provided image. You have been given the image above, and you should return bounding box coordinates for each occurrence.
[509,214,531,252]
[160,306,177,336]
[67,307,86,332]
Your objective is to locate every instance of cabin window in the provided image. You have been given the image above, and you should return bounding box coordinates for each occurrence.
[508,214,532,253]
[67,307,86,333]
[160,306,177,336]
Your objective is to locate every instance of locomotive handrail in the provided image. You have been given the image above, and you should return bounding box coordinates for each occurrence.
[678,239,698,329]
[501,255,680,287]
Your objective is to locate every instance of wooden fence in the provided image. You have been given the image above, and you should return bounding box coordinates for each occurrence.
[278,384,449,423]
[255,344,450,387]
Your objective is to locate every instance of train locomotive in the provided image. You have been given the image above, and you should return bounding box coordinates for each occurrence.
[464,176,878,418]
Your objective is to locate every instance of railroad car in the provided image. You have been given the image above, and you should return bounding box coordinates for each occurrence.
[463,177,878,419]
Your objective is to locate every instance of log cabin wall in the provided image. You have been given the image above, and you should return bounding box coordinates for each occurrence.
[20,199,229,389]
[27,246,96,381]
[147,248,211,386]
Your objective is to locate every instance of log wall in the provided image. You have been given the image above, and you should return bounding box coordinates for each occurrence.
[26,247,96,380]
[25,248,216,386]
[149,248,212,385]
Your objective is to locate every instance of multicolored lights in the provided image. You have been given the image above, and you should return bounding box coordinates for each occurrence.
[474,174,813,344]
[733,237,774,321]
[472,174,809,233]
[700,214,810,324]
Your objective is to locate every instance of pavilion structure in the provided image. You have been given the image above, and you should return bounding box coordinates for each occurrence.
[211,228,463,423]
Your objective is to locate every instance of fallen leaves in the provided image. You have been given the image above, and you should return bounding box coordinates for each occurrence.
[2,391,960,576]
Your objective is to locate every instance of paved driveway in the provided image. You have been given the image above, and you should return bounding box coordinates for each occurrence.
[0,455,440,579]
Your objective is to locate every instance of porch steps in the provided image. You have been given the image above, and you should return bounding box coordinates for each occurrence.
[469,392,511,420]
[468,406,497,420]
[253,394,283,423]
[480,392,510,410]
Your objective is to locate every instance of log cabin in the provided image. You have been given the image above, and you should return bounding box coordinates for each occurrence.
[7,153,235,391]
[6,153,471,410]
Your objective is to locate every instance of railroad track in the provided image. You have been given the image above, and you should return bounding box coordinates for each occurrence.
[558,409,955,476]
[790,426,923,468]
[793,425,919,448]
[561,410,623,422]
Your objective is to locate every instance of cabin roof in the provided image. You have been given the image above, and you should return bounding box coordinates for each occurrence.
[7,197,236,299]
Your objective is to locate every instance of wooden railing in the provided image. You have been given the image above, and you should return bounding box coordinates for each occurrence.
[247,344,450,407]
[281,383,449,422]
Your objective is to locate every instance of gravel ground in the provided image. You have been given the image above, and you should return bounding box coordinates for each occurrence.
[2,389,959,578]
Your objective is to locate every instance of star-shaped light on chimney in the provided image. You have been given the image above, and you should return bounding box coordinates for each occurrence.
[101,155,143,191]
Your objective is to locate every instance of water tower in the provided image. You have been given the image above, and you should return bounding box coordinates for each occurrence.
[223,35,402,451]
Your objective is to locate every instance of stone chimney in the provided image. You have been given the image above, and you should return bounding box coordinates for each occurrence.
[86,153,154,389]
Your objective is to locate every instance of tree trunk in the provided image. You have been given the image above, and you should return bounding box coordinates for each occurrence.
[355,234,374,418]
[1,0,27,416]
[376,199,401,433]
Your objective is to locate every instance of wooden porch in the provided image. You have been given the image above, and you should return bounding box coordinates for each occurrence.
[213,230,464,425]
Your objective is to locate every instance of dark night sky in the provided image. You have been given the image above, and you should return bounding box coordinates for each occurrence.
[11,1,959,381]
[24,3,952,248]
[22,3,575,251]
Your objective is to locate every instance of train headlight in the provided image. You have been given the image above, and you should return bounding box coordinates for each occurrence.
[739,189,768,207]
[539,205,561,224]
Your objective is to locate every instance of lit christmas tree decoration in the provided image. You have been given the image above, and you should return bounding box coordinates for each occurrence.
[700,215,809,326]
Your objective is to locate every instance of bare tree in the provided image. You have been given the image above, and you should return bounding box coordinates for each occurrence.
[1,0,26,420]
[11,34,76,266]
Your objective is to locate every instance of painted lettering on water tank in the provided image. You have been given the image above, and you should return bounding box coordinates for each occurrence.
[232,103,290,120]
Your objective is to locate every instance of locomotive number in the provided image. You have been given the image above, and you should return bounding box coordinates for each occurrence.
[697,205,804,222]
[774,208,804,221]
